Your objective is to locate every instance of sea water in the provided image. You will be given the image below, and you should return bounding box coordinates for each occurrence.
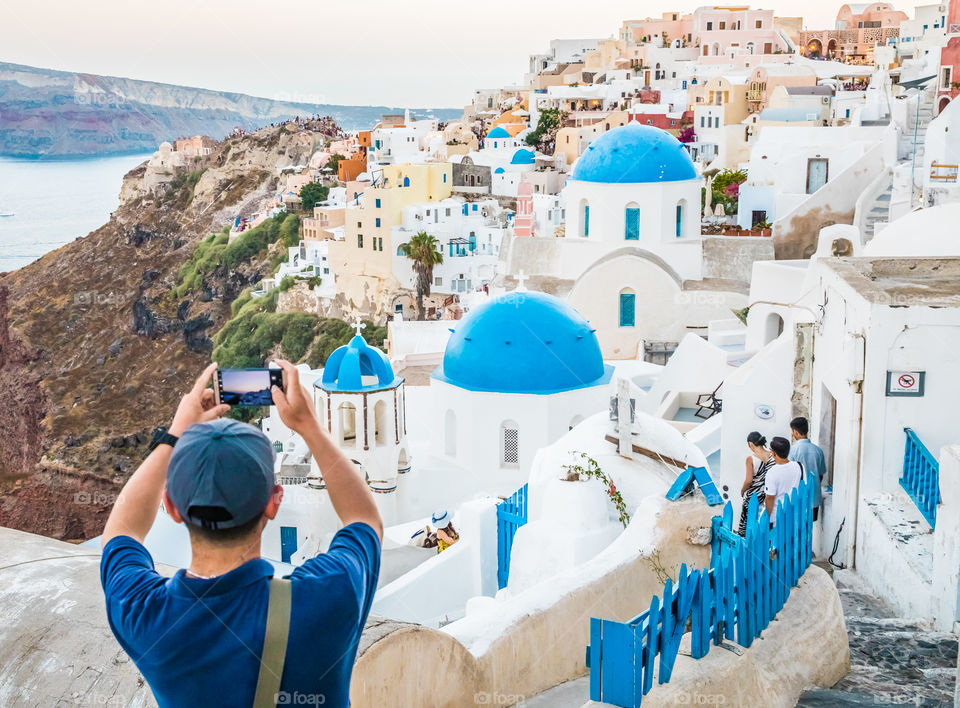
[0,153,151,273]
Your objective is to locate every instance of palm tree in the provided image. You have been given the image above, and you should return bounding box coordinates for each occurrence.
[398,231,443,320]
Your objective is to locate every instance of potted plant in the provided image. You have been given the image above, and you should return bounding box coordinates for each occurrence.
[560,452,631,528]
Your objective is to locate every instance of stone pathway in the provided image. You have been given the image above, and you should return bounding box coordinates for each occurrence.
[797,569,958,707]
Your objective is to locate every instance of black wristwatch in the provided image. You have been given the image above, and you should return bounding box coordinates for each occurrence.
[148,427,179,454]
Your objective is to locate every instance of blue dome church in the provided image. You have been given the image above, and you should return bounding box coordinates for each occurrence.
[431,288,613,478]
[493,122,747,360]
[312,320,410,494]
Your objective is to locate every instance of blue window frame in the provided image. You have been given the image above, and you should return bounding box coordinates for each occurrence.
[375,198,381,208]
[625,208,640,240]
[472,204,478,212]
[403,176,410,187]
[619,293,636,327]
[280,526,298,563]
[375,217,381,227]
[583,204,590,236]
[462,204,468,215]
[443,173,447,183]
[676,203,683,237]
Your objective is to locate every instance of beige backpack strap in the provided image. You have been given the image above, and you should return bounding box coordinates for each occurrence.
[253,577,292,708]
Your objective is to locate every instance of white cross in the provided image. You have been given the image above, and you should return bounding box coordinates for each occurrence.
[516,269,528,292]
[352,316,366,337]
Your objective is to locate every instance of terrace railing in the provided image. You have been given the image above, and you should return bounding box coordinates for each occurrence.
[586,476,814,707]
[496,483,528,589]
[900,427,940,528]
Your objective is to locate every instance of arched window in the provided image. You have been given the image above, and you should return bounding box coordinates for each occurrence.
[764,312,785,344]
[338,402,357,445]
[403,176,410,187]
[580,199,590,237]
[501,420,519,467]
[676,200,686,238]
[374,400,388,446]
[625,203,640,240]
[397,245,406,256]
[746,41,755,55]
[619,289,636,327]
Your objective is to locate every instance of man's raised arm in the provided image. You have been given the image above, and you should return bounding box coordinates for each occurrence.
[101,364,229,547]
[271,360,383,540]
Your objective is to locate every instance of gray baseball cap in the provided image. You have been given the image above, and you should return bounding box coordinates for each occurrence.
[167,418,276,529]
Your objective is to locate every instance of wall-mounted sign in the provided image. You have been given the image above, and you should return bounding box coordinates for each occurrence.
[886,371,925,397]
[754,404,775,420]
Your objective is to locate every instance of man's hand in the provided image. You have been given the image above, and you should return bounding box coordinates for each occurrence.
[271,360,319,435]
[170,363,230,437]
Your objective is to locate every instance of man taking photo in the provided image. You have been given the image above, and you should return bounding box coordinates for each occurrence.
[99,361,382,708]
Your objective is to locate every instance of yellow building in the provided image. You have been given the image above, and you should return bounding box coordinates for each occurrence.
[302,206,345,242]
[329,163,453,317]
[689,75,749,125]
[555,110,631,166]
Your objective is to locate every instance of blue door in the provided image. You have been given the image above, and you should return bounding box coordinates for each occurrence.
[619,293,636,327]
[280,526,298,563]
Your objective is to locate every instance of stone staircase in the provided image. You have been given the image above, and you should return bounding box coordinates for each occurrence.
[797,570,958,707]
[862,175,893,242]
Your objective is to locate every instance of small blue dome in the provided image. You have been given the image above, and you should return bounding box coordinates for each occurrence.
[318,335,400,392]
[510,148,535,165]
[494,167,505,174]
[571,123,696,183]
[486,126,510,139]
[433,292,613,394]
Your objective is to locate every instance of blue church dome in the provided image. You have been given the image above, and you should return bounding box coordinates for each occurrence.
[571,122,696,183]
[433,291,613,394]
[510,148,535,165]
[486,126,510,139]
[318,334,400,392]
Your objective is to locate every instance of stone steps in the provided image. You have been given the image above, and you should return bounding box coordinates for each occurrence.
[797,579,958,707]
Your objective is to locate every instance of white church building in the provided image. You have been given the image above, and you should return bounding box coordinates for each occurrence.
[430,288,614,480]
[497,122,747,359]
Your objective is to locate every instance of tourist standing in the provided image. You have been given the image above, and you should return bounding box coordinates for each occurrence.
[739,432,774,536]
[764,437,804,527]
[788,417,826,520]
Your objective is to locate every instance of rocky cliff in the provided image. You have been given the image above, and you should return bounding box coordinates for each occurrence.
[0,61,460,157]
[0,122,329,539]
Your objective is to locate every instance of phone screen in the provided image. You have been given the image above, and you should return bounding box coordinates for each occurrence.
[216,368,284,407]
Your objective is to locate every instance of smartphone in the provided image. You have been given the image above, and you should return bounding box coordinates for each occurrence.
[214,368,284,407]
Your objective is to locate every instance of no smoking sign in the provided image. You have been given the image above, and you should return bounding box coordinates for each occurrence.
[886,370,925,397]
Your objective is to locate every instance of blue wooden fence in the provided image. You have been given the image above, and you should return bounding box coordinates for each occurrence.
[900,427,940,528]
[586,476,814,707]
[497,483,528,589]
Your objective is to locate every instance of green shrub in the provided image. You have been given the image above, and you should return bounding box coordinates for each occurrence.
[173,213,300,299]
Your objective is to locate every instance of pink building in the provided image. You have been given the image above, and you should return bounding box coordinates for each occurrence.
[938,0,960,113]
[800,3,907,62]
[620,13,694,46]
[694,7,790,59]
[513,182,535,237]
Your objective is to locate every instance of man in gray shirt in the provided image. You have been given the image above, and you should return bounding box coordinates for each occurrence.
[789,416,826,520]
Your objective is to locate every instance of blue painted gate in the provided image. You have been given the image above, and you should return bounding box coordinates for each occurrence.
[497,484,528,589]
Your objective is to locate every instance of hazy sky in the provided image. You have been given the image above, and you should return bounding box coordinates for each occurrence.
[0,0,931,108]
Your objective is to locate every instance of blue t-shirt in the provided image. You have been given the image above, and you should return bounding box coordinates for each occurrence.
[100,522,380,708]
